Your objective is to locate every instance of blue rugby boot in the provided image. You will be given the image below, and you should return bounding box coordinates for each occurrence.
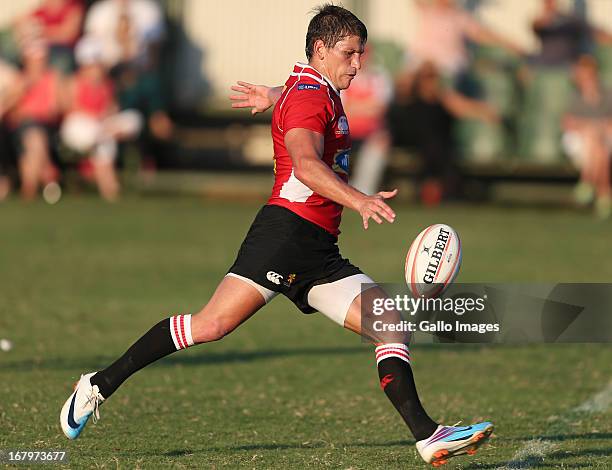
[416,421,494,466]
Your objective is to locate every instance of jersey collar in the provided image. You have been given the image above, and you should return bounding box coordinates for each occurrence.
[293,62,340,96]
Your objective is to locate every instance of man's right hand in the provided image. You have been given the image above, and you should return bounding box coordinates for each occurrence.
[356,189,398,230]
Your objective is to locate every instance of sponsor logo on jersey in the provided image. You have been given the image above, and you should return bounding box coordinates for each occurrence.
[266,271,283,285]
[332,149,350,175]
[336,115,349,135]
[297,83,320,91]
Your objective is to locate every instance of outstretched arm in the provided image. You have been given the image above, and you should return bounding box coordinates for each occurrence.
[229,81,284,115]
[285,128,397,230]
[464,17,524,56]
[442,90,500,123]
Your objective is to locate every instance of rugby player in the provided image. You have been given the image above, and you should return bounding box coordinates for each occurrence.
[60,5,493,466]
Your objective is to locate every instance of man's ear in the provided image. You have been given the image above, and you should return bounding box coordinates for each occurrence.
[313,39,326,61]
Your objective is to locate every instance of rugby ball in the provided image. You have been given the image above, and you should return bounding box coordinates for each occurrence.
[405,224,462,298]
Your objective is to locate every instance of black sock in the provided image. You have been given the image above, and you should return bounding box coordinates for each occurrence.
[376,344,438,441]
[91,314,194,399]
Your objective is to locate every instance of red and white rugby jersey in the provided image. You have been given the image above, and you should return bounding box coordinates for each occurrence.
[268,62,351,236]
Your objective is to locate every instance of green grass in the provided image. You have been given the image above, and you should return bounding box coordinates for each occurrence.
[1,196,611,469]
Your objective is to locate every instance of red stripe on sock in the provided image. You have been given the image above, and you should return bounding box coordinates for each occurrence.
[179,315,189,349]
[173,316,185,349]
[376,347,410,358]
[376,350,410,362]
[376,347,410,356]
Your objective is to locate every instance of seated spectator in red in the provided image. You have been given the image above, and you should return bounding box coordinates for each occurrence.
[15,0,85,74]
[562,55,612,219]
[388,62,498,204]
[6,40,62,201]
[61,36,142,201]
[342,46,392,195]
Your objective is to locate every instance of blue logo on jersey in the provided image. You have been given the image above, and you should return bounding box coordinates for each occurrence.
[333,150,350,175]
[297,83,320,90]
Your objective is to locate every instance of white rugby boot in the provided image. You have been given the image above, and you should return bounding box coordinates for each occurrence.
[60,372,104,439]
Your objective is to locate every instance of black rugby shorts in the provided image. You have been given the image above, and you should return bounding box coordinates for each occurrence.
[228,204,363,313]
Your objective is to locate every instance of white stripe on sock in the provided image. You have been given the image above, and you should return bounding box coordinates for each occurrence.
[183,314,194,347]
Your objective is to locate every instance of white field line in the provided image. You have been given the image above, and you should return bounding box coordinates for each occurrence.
[497,379,612,470]
[573,380,612,414]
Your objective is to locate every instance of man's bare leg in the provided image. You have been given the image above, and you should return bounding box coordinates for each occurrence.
[61,276,268,439]
[343,288,439,441]
[341,288,494,465]
[89,276,267,399]
[191,276,267,342]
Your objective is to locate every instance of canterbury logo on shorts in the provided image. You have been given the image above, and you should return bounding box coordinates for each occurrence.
[266,271,283,285]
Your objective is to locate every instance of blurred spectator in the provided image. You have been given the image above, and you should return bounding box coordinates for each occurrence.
[405,0,522,89]
[84,0,165,69]
[14,0,85,74]
[0,59,16,100]
[0,59,23,200]
[61,36,142,201]
[389,62,498,205]
[342,46,392,195]
[562,55,612,218]
[6,40,62,201]
[103,6,173,173]
[0,59,24,115]
[113,61,173,170]
[531,0,612,69]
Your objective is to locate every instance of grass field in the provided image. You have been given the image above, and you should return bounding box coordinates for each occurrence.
[1,196,611,469]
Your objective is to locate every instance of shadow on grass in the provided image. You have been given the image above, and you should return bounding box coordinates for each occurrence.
[153,439,413,457]
[3,343,490,372]
[517,432,612,442]
[2,346,368,371]
[464,447,612,469]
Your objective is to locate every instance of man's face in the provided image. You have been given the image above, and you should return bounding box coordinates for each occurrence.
[321,35,364,90]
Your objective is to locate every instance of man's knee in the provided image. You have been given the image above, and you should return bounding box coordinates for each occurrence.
[191,314,233,343]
